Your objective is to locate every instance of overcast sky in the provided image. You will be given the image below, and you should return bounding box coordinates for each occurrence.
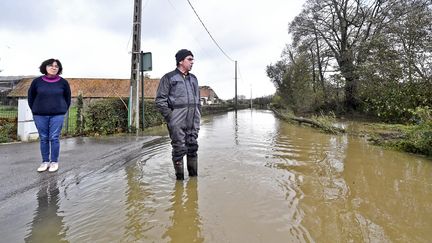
[0,0,305,99]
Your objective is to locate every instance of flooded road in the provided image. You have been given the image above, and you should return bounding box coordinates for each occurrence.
[1,109,431,242]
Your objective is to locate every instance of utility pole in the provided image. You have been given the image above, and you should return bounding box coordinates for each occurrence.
[129,0,142,132]
[250,85,252,109]
[235,60,238,110]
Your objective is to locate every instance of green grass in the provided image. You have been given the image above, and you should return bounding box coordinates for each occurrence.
[0,106,18,119]
[63,106,78,134]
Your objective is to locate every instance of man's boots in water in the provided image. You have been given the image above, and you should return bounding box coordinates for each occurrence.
[187,155,198,177]
[173,160,184,180]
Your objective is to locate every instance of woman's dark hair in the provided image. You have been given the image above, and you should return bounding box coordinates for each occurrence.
[39,58,63,75]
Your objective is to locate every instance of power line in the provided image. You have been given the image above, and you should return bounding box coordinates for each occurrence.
[166,0,176,10]
[186,0,235,62]
[166,0,213,60]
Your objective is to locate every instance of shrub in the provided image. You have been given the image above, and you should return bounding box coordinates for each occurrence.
[140,100,165,128]
[394,107,432,156]
[86,99,128,135]
[393,123,432,156]
[311,111,345,134]
[0,118,17,143]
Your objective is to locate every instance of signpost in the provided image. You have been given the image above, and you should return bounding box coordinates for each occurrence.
[140,51,152,130]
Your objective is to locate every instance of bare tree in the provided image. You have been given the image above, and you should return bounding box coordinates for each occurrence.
[386,0,432,82]
[290,0,392,111]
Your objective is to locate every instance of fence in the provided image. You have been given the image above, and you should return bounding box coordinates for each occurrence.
[0,105,18,119]
[64,106,77,134]
[0,90,18,119]
[0,103,78,143]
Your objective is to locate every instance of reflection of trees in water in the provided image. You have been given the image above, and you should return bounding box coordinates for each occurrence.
[270,123,353,241]
[299,132,430,242]
[163,179,203,243]
[303,135,359,242]
[25,175,68,243]
[273,123,432,242]
[314,136,349,200]
[343,143,432,242]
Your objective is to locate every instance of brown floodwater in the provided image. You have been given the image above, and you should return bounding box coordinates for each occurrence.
[8,109,432,242]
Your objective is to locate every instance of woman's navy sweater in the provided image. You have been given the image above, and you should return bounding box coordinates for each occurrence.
[27,76,71,115]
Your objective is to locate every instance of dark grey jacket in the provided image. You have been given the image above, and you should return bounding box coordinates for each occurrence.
[155,69,201,131]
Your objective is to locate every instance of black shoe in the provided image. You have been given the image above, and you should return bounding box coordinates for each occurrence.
[187,156,198,177]
[173,160,184,180]
[175,173,184,180]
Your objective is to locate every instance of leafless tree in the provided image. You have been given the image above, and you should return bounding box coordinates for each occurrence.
[290,0,392,110]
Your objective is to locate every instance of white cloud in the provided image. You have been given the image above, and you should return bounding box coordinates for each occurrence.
[0,0,305,99]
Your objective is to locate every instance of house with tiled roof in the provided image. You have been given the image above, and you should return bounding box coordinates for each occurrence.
[199,85,219,105]
[8,77,160,101]
[0,76,33,92]
[0,76,34,106]
[9,78,220,104]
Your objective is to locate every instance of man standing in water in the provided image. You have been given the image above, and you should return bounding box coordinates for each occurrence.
[155,49,201,180]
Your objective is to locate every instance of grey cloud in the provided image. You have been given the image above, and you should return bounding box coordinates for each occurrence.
[0,1,57,31]
[84,0,133,36]
[140,0,190,41]
[71,0,186,39]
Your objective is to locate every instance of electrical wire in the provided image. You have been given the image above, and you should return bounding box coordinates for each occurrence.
[186,0,235,62]
[165,0,213,61]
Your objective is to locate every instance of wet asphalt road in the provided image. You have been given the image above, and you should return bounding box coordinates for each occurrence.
[0,135,161,203]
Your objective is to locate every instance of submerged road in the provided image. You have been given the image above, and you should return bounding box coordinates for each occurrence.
[1,109,431,242]
[0,135,162,202]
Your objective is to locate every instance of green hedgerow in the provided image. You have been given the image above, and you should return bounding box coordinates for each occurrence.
[85,99,128,135]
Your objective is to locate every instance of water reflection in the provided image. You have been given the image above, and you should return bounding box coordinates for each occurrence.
[123,164,156,241]
[315,135,349,202]
[163,179,203,243]
[342,142,432,242]
[25,174,68,243]
[10,109,431,242]
[234,110,239,145]
[268,117,432,242]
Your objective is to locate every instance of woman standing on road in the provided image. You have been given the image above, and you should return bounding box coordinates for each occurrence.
[28,58,71,172]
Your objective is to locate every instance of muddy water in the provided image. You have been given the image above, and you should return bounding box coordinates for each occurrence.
[12,109,432,242]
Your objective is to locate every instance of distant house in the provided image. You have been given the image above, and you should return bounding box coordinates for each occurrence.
[0,76,34,105]
[199,85,219,105]
[8,77,221,105]
[0,76,32,92]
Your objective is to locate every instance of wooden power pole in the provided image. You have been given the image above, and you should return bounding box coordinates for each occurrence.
[129,0,142,131]
[235,60,238,110]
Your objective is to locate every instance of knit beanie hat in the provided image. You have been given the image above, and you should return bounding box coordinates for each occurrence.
[175,49,193,65]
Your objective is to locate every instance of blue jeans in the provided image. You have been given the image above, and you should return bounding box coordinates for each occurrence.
[33,115,65,162]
